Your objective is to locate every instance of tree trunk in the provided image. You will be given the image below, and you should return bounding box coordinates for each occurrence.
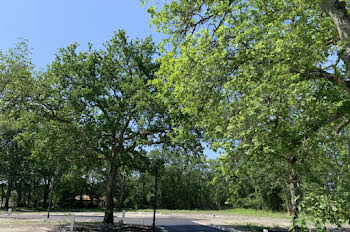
[5,181,13,210]
[118,173,124,211]
[152,165,159,231]
[26,184,31,207]
[289,164,301,232]
[103,155,117,224]
[47,178,54,219]
[33,176,38,208]
[141,173,146,207]
[79,194,83,208]
[16,182,23,207]
[1,184,5,208]
[186,170,191,209]
[90,196,94,208]
[320,1,350,77]
[199,177,203,209]
[284,189,292,215]
[43,178,50,209]
[347,140,350,171]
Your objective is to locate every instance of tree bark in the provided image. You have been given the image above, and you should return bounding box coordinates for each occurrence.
[103,154,118,224]
[320,0,350,75]
[141,173,146,208]
[1,184,5,208]
[199,177,203,209]
[289,163,301,232]
[118,172,124,211]
[347,140,350,171]
[16,182,23,207]
[5,181,13,210]
[186,170,191,210]
[152,165,159,231]
[284,189,292,215]
[79,194,83,208]
[26,184,31,207]
[33,176,38,208]
[47,177,54,219]
[43,178,50,209]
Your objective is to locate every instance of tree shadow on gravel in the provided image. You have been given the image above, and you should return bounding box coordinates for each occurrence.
[51,223,162,232]
[162,224,219,232]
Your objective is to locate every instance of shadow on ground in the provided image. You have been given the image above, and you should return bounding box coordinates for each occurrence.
[230,225,350,232]
[230,225,289,232]
[162,225,220,232]
[51,224,163,232]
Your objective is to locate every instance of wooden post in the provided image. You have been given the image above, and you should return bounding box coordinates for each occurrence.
[70,215,75,231]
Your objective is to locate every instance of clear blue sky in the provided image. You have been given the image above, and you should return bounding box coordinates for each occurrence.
[1,0,219,159]
[1,0,155,68]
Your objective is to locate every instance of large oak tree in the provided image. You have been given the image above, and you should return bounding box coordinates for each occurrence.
[144,0,350,229]
[36,31,172,224]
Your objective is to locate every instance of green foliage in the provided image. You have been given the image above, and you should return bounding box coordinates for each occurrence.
[3,3,350,230]
[0,34,204,220]
[222,155,287,211]
[0,39,34,117]
[0,129,31,207]
[33,30,174,223]
[143,0,350,229]
[299,194,349,230]
[110,151,230,210]
[35,30,167,158]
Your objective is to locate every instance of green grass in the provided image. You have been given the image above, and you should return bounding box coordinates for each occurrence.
[135,208,292,219]
[3,207,292,220]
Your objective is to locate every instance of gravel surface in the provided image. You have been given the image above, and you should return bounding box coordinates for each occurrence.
[0,212,218,232]
[1,211,349,232]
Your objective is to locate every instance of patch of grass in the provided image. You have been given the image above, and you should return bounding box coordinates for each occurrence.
[135,208,292,219]
[219,208,291,219]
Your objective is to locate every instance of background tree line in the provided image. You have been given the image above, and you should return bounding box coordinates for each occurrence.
[0,129,300,214]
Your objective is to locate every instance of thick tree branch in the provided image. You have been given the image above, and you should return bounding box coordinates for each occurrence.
[125,127,170,153]
[320,0,350,76]
[42,102,71,123]
[124,126,169,141]
[295,68,350,93]
[119,115,132,142]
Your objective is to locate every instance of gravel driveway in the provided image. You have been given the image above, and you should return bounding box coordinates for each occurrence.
[0,212,220,232]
